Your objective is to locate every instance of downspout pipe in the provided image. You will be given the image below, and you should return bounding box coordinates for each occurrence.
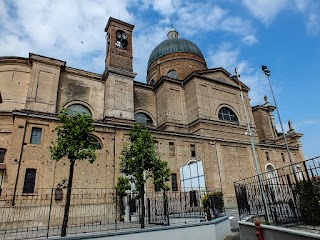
[12,114,28,206]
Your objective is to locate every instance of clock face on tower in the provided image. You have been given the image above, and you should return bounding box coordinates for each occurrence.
[116,30,128,48]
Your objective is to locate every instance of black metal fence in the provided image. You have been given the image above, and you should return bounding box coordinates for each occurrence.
[234,156,320,230]
[0,188,224,239]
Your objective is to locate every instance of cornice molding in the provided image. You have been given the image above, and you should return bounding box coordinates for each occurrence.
[64,66,102,80]
[29,53,66,68]
[103,66,137,80]
[0,56,29,65]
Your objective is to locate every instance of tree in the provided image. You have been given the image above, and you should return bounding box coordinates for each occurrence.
[50,109,97,237]
[120,123,171,228]
[116,176,131,221]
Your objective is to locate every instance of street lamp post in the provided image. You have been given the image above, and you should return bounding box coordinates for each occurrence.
[231,68,270,224]
[261,66,297,179]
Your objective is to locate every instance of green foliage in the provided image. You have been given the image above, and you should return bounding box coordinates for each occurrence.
[120,123,171,193]
[50,109,98,236]
[116,176,131,196]
[296,177,320,225]
[201,192,224,221]
[50,109,97,163]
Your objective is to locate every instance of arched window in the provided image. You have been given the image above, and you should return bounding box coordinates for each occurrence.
[135,112,153,125]
[66,104,91,116]
[89,135,102,150]
[265,164,280,202]
[167,69,177,78]
[218,107,238,123]
[116,30,128,48]
[180,160,206,191]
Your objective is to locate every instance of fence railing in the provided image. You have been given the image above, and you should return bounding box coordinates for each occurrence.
[234,156,320,230]
[0,188,224,239]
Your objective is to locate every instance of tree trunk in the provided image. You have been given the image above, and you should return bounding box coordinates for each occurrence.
[61,160,75,237]
[140,185,145,229]
[163,189,169,226]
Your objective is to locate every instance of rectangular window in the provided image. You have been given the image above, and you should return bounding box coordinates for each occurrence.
[154,140,159,154]
[0,149,6,163]
[23,169,36,194]
[169,142,175,156]
[266,151,270,161]
[171,173,178,191]
[30,127,42,144]
[190,144,196,157]
[281,153,285,162]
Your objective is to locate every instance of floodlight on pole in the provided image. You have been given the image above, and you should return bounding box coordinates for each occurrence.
[231,68,270,224]
[261,65,297,178]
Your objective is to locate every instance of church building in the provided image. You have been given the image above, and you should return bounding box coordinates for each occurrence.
[0,17,304,206]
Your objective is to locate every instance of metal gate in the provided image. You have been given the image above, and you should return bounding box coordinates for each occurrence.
[147,197,168,225]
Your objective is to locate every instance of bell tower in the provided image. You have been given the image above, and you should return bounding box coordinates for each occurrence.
[103,17,136,120]
[105,17,134,72]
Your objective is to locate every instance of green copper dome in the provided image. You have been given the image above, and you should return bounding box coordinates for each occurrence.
[148,37,206,67]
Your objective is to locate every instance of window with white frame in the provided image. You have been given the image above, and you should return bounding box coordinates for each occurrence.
[180,160,205,191]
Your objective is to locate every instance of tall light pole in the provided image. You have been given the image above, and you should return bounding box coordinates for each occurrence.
[261,66,297,178]
[231,68,270,223]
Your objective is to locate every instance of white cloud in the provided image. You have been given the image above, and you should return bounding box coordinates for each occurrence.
[241,0,289,24]
[175,3,226,36]
[207,43,239,71]
[133,26,167,81]
[307,6,320,35]
[294,0,310,12]
[153,0,177,16]
[241,0,320,36]
[207,43,268,105]
[241,35,258,45]
[274,118,320,134]
[0,0,133,73]
[293,119,320,131]
[133,1,254,37]
[307,13,320,34]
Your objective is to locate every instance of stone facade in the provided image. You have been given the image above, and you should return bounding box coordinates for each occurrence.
[0,17,304,207]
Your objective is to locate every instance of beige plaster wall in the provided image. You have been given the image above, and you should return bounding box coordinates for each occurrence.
[0,62,31,111]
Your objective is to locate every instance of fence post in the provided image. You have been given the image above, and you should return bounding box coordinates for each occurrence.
[115,190,118,231]
[46,188,54,238]
[163,189,169,226]
[147,198,151,224]
[255,220,264,240]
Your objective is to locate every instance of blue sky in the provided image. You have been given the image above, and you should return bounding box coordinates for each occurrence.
[1,0,319,158]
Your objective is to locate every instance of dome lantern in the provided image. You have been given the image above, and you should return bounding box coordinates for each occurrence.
[167,28,178,39]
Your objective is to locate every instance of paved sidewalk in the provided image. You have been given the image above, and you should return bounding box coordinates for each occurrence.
[223,231,240,240]
[225,208,240,230]
[223,208,240,240]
